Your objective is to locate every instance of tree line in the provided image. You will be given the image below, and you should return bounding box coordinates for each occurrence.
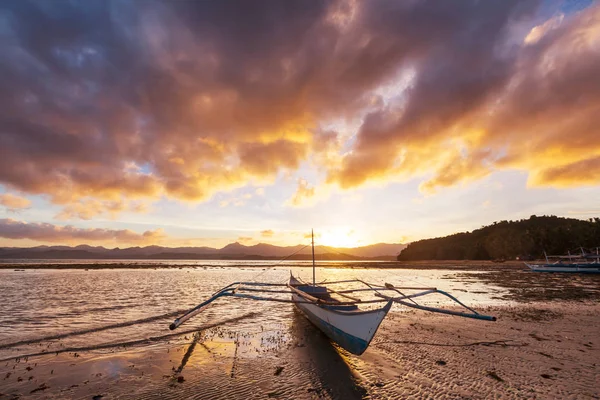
[397,215,600,261]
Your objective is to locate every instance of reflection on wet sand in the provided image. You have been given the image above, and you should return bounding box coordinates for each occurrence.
[175,332,201,375]
[287,308,368,399]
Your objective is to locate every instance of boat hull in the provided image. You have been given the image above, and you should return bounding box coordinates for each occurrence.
[525,263,600,273]
[290,278,392,355]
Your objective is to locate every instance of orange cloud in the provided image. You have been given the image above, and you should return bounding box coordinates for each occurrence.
[0,219,165,244]
[1,0,598,217]
[328,3,600,192]
[55,198,149,220]
[0,193,31,211]
[419,150,494,194]
[260,229,274,237]
[528,156,600,187]
[239,140,309,176]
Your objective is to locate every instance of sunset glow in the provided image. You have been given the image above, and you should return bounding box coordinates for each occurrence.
[318,228,362,249]
[0,0,599,248]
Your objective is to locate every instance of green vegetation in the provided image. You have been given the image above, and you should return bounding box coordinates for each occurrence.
[398,215,600,261]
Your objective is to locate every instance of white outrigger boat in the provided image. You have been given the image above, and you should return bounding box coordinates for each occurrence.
[170,231,496,355]
[525,248,600,274]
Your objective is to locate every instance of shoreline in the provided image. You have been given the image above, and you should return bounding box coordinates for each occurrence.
[0,260,527,270]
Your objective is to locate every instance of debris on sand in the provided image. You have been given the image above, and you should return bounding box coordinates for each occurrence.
[274,366,284,376]
[177,376,185,383]
[436,360,447,366]
[30,383,49,393]
[529,332,551,342]
[486,371,504,382]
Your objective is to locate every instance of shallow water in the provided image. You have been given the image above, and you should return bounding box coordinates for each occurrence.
[0,265,502,358]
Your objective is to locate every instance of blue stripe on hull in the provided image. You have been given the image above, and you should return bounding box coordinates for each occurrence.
[295,304,369,355]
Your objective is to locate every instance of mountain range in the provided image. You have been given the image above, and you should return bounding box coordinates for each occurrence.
[0,242,406,261]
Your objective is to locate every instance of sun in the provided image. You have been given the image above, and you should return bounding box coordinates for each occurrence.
[317,228,361,248]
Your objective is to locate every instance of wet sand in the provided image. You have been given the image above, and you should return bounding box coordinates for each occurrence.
[0,260,526,270]
[1,269,599,399]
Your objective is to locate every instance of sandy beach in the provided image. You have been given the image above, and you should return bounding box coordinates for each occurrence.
[0,266,598,399]
[3,0,600,398]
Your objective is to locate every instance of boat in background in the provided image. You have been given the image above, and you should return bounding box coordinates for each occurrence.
[170,230,496,355]
[525,247,600,273]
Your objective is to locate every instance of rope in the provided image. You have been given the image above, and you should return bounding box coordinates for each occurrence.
[246,243,311,283]
[313,240,429,302]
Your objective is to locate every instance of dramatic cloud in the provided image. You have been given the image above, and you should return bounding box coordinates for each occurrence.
[330,2,600,192]
[0,193,31,211]
[0,0,598,217]
[0,218,165,244]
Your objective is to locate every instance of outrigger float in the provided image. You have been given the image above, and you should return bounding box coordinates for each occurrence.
[170,231,496,355]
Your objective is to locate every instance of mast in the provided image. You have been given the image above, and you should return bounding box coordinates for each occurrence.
[312,229,315,286]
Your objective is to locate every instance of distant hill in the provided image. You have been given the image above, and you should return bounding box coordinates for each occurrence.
[0,242,406,261]
[398,215,600,261]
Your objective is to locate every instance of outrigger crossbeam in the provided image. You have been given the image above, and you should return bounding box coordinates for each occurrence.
[170,278,496,331]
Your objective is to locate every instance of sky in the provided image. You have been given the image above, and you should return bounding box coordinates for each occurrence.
[0,0,599,249]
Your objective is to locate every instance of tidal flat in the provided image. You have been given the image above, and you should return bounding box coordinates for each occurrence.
[0,265,598,399]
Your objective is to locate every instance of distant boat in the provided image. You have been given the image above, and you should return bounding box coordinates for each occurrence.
[525,247,600,273]
[170,230,496,355]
